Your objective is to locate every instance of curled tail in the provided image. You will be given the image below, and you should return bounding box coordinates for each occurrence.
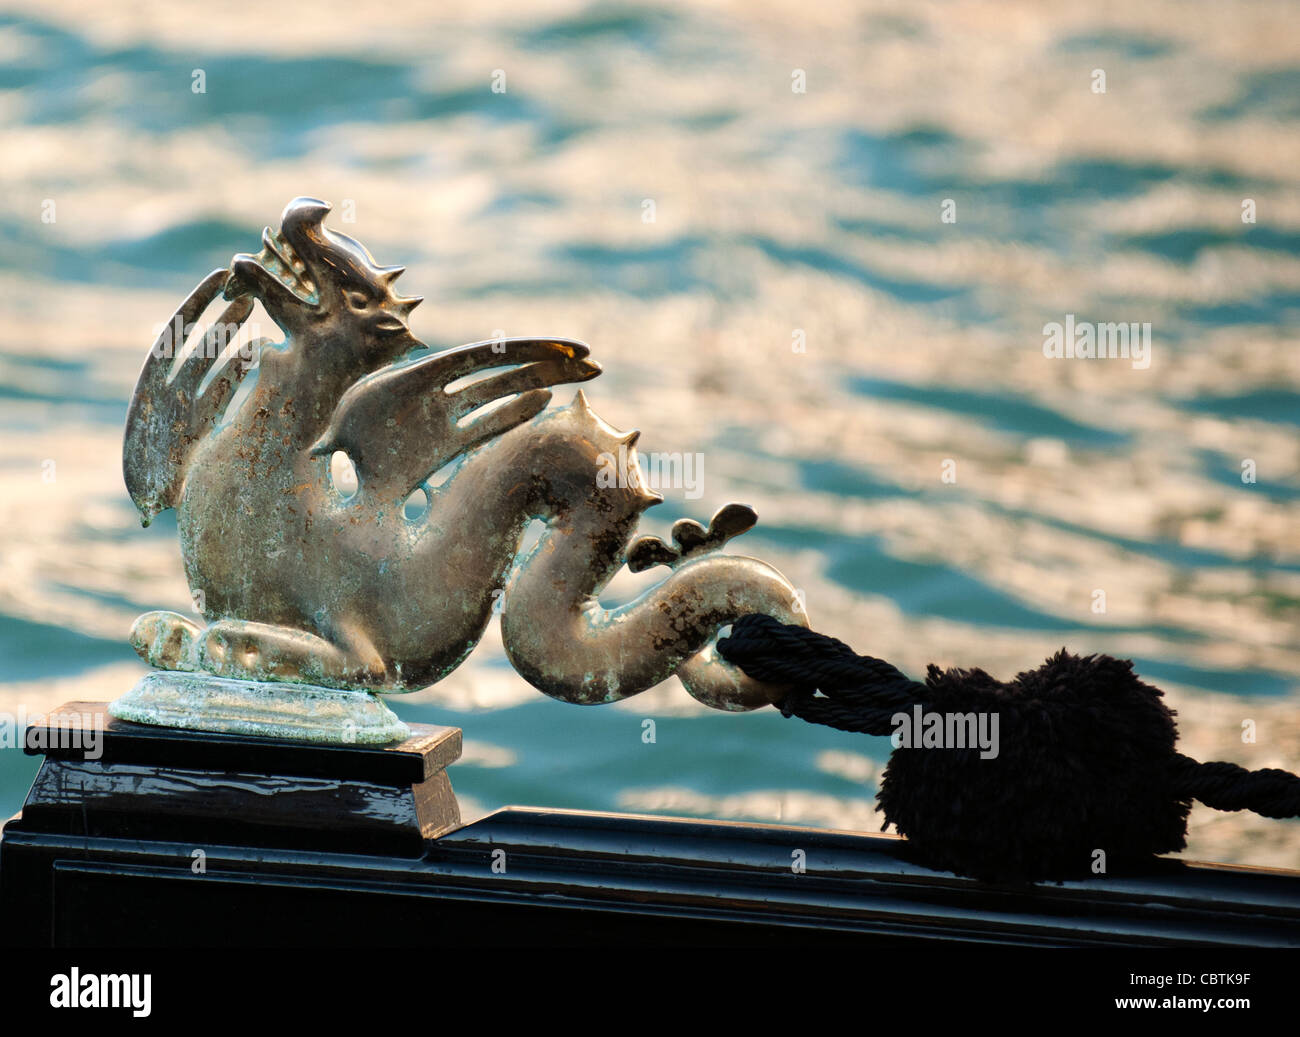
[123,270,255,524]
[504,546,807,711]
[497,396,808,711]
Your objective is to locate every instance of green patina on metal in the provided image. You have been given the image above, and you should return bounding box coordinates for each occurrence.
[116,198,808,741]
[110,671,410,744]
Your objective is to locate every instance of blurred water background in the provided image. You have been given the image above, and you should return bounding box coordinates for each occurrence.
[1,0,1298,867]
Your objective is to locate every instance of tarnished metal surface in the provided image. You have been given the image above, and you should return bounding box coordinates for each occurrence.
[110,671,411,743]
[123,197,807,712]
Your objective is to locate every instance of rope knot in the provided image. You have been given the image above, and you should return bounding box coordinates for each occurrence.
[718,615,1300,882]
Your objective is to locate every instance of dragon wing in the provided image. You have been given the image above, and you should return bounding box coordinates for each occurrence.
[310,336,600,505]
[123,270,259,525]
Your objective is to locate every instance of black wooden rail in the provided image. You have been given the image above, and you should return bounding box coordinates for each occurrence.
[2,703,1298,947]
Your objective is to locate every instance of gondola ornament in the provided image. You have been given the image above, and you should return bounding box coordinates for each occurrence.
[112,197,807,742]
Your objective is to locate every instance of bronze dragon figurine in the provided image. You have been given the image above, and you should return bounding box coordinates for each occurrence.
[121,198,806,726]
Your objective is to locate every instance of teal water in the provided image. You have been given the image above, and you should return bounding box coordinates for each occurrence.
[0,1,1297,866]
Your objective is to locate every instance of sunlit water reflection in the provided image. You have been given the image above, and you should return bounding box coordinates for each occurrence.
[1,0,1297,868]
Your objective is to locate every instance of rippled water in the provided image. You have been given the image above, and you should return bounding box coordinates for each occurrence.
[1,0,1298,868]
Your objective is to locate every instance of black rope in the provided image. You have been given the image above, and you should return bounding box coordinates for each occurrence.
[718,613,923,734]
[1169,753,1300,819]
[718,614,1300,820]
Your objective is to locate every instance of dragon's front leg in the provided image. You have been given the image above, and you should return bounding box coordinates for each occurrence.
[199,619,387,687]
[131,613,387,689]
[130,611,204,672]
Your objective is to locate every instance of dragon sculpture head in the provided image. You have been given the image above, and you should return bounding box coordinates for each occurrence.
[225,196,423,371]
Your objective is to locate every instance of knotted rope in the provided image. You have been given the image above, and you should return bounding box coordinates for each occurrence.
[718,613,1300,881]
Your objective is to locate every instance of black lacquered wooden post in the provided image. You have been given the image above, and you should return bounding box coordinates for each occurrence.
[0,701,461,944]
